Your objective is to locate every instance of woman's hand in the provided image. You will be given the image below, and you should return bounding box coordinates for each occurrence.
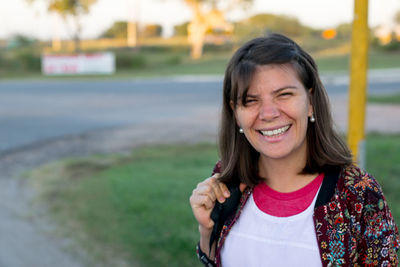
[189,173,231,230]
[190,174,247,259]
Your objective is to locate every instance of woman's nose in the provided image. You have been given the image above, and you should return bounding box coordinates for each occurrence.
[258,100,280,121]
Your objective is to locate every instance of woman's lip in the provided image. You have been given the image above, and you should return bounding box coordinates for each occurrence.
[257,124,291,138]
[257,124,292,132]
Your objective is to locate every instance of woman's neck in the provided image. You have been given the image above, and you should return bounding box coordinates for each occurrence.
[258,155,317,193]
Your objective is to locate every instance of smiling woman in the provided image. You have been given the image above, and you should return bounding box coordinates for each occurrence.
[234,64,312,174]
[189,33,400,266]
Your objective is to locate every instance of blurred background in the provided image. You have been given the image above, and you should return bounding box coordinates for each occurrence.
[1,0,400,76]
[0,0,399,266]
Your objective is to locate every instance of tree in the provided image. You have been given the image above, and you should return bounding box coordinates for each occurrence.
[394,10,400,42]
[395,10,400,24]
[27,0,97,51]
[100,22,162,39]
[233,14,308,40]
[141,24,163,38]
[336,23,352,40]
[100,21,128,39]
[184,0,253,59]
[174,22,190,36]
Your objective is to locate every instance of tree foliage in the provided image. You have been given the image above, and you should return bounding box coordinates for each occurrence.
[183,0,254,59]
[101,21,128,39]
[141,24,163,38]
[233,13,313,40]
[336,23,352,40]
[184,0,253,10]
[174,22,190,36]
[27,0,97,51]
[100,22,163,39]
[27,0,97,18]
[395,10,400,24]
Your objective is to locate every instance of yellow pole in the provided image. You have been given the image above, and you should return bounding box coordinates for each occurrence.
[348,0,369,167]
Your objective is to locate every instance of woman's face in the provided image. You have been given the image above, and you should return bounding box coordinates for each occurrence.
[234,64,313,164]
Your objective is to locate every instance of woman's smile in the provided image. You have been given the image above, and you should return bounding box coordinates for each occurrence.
[255,124,292,144]
[258,124,291,137]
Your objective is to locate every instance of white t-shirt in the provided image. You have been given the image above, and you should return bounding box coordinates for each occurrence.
[220,191,322,267]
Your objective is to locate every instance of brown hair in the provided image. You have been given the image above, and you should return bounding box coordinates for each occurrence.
[218,33,352,187]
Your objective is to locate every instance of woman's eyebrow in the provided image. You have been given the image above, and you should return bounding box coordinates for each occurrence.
[273,86,298,93]
[245,94,258,98]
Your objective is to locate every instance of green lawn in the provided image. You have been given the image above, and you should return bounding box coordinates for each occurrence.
[29,143,220,267]
[2,49,400,80]
[28,136,400,266]
[368,93,400,104]
[366,134,400,223]
[314,50,400,72]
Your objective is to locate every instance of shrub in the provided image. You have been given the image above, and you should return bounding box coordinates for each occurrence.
[16,50,41,71]
[116,53,147,69]
[164,55,182,65]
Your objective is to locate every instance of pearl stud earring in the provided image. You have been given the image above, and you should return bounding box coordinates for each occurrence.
[310,113,315,123]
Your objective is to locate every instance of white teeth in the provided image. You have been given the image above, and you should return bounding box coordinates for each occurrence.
[261,125,290,137]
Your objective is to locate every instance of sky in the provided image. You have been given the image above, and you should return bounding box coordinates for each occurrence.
[0,0,399,40]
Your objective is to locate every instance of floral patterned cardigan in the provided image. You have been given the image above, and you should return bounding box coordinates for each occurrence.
[197,163,399,267]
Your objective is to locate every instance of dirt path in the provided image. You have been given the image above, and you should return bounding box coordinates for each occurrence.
[0,119,217,267]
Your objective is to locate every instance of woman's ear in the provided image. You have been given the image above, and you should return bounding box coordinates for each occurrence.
[307,88,314,117]
[308,104,314,118]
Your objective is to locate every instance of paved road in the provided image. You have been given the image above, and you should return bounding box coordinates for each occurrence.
[0,78,221,152]
[1,75,400,153]
[0,73,399,266]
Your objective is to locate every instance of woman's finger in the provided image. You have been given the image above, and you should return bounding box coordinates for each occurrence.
[190,192,214,210]
[218,182,231,198]
[208,176,227,203]
[195,183,217,202]
[239,183,247,193]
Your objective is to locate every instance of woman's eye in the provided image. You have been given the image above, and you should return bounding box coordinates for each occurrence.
[279,92,293,97]
[245,98,257,104]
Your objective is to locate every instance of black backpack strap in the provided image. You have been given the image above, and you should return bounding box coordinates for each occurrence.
[209,183,242,255]
[314,167,341,208]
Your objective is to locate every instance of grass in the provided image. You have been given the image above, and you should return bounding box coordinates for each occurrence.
[27,135,400,266]
[314,54,350,72]
[29,143,219,267]
[126,53,229,77]
[0,52,229,81]
[366,134,400,228]
[2,49,400,80]
[368,93,400,104]
[314,50,400,73]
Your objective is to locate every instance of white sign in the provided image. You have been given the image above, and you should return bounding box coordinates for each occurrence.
[42,52,116,75]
